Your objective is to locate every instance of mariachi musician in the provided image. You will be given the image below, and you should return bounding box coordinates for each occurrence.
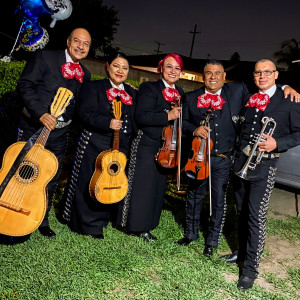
[230,59,300,290]
[120,53,184,241]
[16,28,91,238]
[177,60,250,255]
[177,59,299,257]
[62,53,137,239]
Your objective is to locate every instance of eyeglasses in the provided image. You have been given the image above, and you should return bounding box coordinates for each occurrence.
[253,70,276,77]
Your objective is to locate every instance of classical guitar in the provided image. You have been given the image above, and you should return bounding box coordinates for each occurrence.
[89,100,128,204]
[0,88,73,236]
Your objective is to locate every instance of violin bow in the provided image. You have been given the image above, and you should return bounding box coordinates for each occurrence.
[176,97,182,191]
[207,117,212,216]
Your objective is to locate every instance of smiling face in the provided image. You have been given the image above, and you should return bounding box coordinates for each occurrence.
[106,57,129,87]
[161,57,181,85]
[67,28,91,62]
[203,64,226,94]
[254,60,278,92]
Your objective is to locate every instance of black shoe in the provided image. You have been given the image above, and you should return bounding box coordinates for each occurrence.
[176,237,193,246]
[237,275,255,290]
[38,226,56,238]
[203,245,215,257]
[90,233,104,239]
[140,232,157,242]
[220,250,238,263]
[0,234,30,245]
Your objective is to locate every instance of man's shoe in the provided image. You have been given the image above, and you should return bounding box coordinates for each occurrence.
[237,275,255,290]
[91,233,104,239]
[220,250,238,263]
[38,226,56,238]
[140,232,157,242]
[203,245,215,257]
[176,237,193,246]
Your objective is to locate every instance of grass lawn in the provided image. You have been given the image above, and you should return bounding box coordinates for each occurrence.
[0,181,299,300]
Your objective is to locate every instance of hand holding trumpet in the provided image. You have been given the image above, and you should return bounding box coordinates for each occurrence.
[258,134,277,153]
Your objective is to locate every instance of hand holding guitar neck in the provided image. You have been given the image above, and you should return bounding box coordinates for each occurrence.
[0,87,73,236]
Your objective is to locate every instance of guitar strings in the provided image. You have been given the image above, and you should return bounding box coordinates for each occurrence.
[1,89,72,212]
[2,127,50,210]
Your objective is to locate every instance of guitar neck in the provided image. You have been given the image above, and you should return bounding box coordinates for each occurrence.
[112,130,120,151]
[36,127,51,147]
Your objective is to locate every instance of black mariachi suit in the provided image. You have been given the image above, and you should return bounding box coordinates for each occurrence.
[17,49,91,227]
[233,87,300,279]
[120,80,184,232]
[182,82,250,246]
[63,79,137,235]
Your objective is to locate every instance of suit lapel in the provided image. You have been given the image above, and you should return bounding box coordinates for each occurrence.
[221,86,239,128]
[157,79,172,110]
[262,88,281,116]
[57,50,69,87]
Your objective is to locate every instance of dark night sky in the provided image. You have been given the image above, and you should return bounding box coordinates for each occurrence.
[104,0,300,62]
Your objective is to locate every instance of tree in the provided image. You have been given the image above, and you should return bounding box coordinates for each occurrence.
[229,52,240,64]
[274,39,300,71]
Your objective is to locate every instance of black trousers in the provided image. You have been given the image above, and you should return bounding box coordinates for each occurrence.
[18,116,68,227]
[184,154,232,247]
[233,151,279,279]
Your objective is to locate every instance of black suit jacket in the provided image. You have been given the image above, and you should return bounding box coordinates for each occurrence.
[242,88,300,152]
[78,78,137,137]
[183,82,251,153]
[17,49,91,123]
[135,79,184,140]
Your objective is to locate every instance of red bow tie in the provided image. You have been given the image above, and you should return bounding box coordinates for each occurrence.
[162,87,181,102]
[197,93,225,110]
[245,93,270,111]
[61,62,84,83]
[106,88,133,105]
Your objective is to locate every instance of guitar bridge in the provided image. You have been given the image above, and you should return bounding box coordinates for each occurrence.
[103,187,121,190]
[0,200,30,215]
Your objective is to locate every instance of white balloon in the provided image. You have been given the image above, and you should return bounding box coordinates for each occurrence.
[45,0,73,28]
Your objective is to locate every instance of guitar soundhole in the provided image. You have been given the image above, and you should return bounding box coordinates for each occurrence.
[15,161,38,184]
[108,161,120,176]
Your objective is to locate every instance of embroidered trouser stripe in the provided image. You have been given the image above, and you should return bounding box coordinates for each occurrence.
[120,130,143,227]
[234,154,278,279]
[62,129,91,222]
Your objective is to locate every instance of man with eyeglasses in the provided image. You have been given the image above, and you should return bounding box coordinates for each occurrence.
[176,59,299,259]
[228,58,300,290]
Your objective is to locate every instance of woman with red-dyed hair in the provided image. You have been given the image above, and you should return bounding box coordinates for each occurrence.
[118,54,184,241]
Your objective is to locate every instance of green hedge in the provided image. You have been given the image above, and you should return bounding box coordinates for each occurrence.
[0,61,26,98]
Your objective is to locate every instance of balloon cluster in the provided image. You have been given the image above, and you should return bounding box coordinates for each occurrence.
[14,0,73,53]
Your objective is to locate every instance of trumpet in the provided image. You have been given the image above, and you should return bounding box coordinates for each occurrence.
[235,116,277,180]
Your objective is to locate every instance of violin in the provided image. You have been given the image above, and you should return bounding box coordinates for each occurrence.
[155,96,181,169]
[184,109,213,180]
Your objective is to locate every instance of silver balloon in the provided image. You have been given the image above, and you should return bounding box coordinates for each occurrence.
[44,0,73,28]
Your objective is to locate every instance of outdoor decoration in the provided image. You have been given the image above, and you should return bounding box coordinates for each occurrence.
[1,0,72,61]
[45,0,73,28]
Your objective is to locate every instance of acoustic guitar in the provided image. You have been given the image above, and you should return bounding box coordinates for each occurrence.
[89,100,128,204]
[0,88,73,236]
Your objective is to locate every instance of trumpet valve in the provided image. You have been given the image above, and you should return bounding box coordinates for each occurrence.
[248,162,256,170]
